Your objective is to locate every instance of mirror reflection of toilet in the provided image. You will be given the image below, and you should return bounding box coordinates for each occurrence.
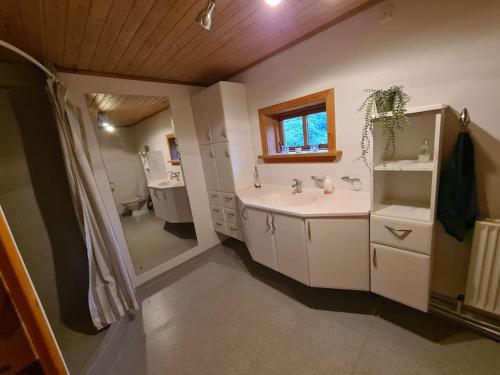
[121,182,149,217]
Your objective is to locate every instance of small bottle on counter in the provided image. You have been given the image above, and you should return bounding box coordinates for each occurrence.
[254,166,262,188]
[323,176,333,195]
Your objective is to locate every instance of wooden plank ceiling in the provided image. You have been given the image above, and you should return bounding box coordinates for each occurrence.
[85,93,169,127]
[0,0,375,86]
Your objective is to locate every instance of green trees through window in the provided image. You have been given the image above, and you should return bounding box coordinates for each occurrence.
[282,111,327,148]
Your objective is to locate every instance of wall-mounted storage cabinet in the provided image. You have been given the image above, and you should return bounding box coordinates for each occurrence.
[192,82,254,240]
[370,104,445,312]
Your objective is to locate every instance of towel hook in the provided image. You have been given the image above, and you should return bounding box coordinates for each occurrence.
[460,108,470,132]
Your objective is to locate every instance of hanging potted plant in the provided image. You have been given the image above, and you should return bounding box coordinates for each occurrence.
[357,85,410,169]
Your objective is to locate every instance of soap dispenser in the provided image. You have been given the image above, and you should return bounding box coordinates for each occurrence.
[323,175,333,195]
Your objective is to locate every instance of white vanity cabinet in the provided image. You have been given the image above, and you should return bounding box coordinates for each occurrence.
[370,104,445,312]
[370,244,430,311]
[273,214,309,285]
[245,207,278,271]
[191,81,254,240]
[306,218,369,291]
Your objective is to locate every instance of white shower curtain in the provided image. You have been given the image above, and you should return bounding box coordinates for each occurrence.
[45,77,139,329]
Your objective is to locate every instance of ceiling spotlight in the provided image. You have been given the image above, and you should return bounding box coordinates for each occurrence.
[97,111,115,132]
[196,0,216,31]
[265,0,282,6]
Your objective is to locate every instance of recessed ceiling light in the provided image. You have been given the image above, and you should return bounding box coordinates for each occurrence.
[265,0,282,6]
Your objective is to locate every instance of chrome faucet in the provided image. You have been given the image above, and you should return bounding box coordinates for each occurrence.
[169,171,181,181]
[291,178,303,194]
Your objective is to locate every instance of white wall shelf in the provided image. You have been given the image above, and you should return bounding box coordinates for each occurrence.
[370,103,445,313]
[374,160,434,172]
[372,203,431,223]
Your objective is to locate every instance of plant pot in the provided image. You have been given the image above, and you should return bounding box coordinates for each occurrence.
[375,96,395,113]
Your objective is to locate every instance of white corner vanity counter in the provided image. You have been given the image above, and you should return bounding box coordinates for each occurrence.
[237,185,370,217]
[237,185,371,291]
[148,179,193,223]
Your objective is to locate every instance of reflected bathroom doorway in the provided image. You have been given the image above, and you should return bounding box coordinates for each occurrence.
[85,93,198,275]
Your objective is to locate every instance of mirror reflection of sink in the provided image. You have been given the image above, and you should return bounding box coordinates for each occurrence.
[262,192,317,206]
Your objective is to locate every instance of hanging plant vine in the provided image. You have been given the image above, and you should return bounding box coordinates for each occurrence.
[357,85,410,170]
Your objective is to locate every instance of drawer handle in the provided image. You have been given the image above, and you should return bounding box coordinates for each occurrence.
[271,214,276,234]
[265,213,271,232]
[242,207,248,220]
[229,227,237,231]
[213,208,220,212]
[224,196,232,201]
[373,248,377,268]
[384,225,412,240]
[227,212,235,217]
[210,194,218,198]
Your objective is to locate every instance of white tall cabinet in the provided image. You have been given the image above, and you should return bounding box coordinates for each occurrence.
[192,82,254,240]
[370,104,445,312]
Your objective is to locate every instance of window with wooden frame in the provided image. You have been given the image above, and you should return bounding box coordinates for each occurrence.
[258,89,341,163]
[165,133,180,165]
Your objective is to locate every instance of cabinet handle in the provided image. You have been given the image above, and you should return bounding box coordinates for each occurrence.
[271,214,276,234]
[207,129,211,141]
[221,128,227,139]
[213,208,220,212]
[209,150,214,158]
[215,222,223,227]
[228,212,235,217]
[373,248,377,268]
[210,193,218,198]
[229,226,237,231]
[265,213,271,232]
[242,207,248,220]
[224,196,232,201]
[224,144,230,158]
[384,225,412,240]
[307,221,311,241]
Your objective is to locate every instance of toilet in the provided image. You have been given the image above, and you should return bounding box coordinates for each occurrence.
[121,182,149,217]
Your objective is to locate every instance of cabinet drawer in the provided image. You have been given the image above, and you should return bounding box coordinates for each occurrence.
[370,243,430,312]
[208,191,222,206]
[213,219,227,234]
[210,205,224,221]
[370,215,433,255]
[224,208,239,224]
[226,223,243,241]
[221,193,237,209]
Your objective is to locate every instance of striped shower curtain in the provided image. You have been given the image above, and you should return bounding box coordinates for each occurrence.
[45,78,139,329]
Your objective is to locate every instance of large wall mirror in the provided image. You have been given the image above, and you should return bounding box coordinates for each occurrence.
[85,93,198,275]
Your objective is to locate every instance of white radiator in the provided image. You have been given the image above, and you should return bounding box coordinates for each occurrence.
[465,219,500,317]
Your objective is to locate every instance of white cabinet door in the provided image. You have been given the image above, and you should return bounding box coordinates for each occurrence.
[246,208,277,271]
[370,243,430,312]
[199,144,220,191]
[306,218,369,291]
[240,205,252,249]
[205,84,227,143]
[191,91,212,145]
[213,142,235,193]
[273,213,309,285]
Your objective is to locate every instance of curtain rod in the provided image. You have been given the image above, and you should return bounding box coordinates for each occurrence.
[0,39,58,81]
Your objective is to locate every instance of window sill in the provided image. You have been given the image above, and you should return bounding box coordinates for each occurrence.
[259,150,342,163]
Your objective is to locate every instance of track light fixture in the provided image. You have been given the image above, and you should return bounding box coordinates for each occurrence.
[196,0,216,31]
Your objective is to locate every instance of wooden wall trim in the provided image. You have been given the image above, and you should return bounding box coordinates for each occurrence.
[0,208,68,375]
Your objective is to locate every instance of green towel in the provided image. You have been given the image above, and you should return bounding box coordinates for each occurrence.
[437,132,479,241]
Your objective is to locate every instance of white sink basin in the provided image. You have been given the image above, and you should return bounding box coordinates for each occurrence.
[262,191,317,206]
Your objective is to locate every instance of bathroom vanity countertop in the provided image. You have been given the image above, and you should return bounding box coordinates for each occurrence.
[148,179,185,190]
[237,185,370,218]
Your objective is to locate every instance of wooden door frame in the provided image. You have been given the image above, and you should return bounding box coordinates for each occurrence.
[0,207,68,374]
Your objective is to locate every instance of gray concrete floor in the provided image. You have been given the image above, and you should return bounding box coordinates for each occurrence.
[106,239,500,375]
[121,210,198,274]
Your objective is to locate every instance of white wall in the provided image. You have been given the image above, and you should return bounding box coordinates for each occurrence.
[129,108,182,180]
[58,73,220,286]
[232,0,500,298]
[97,126,147,213]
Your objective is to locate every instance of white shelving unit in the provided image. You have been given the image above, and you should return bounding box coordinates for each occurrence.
[370,104,446,312]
